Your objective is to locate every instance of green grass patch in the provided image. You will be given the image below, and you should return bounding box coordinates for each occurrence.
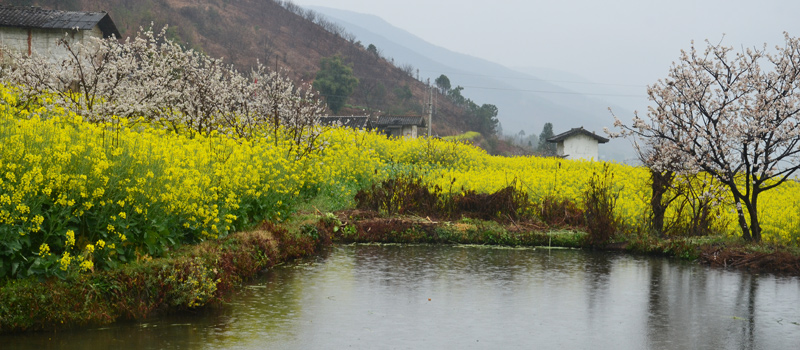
[442,131,481,141]
[0,225,326,333]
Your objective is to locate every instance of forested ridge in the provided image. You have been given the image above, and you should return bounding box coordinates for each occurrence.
[4,0,510,150]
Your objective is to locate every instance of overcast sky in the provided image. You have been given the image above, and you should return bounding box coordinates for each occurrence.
[292,0,800,107]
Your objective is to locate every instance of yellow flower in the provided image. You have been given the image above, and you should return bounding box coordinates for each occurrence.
[85,244,95,254]
[96,240,105,249]
[79,260,93,272]
[15,204,29,214]
[59,252,72,271]
[65,230,75,247]
[38,243,51,257]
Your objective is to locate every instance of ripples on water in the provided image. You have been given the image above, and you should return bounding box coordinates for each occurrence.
[5,244,800,349]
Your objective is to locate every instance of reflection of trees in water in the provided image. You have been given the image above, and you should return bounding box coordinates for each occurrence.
[352,245,543,288]
[643,260,761,349]
[645,260,669,346]
[348,244,595,314]
[735,275,758,350]
[583,252,613,323]
[352,244,444,290]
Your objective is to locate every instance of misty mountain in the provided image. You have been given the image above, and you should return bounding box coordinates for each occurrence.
[308,6,637,161]
[511,66,650,113]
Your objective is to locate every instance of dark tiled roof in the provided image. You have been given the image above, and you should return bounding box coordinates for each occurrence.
[374,115,426,127]
[0,6,120,38]
[319,116,372,129]
[547,127,609,143]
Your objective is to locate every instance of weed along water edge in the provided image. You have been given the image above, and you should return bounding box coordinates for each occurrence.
[4,244,799,350]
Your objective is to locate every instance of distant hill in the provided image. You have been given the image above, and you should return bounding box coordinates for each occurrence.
[307,6,639,161]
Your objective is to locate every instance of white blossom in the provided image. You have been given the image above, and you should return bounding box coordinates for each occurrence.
[607,32,800,242]
[2,26,325,154]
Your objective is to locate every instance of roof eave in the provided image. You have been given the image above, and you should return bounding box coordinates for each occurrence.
[97,13,121,38]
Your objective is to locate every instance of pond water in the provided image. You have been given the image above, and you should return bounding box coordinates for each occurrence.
[5,244,800,349]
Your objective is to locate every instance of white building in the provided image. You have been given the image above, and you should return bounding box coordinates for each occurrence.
[374,115,427,138]
[547,127,609,161]
[0,6,120,61]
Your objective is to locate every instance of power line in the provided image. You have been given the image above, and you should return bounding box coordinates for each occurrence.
[319,74,647,99]
[310,63,649,99]
[457,85,647,98]
[350,70,648,98]
[417,69,647,88]
[317,84,646,99]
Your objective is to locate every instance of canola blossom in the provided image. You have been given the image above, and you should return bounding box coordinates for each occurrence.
[2,86,800,279]
[304,125,800,246]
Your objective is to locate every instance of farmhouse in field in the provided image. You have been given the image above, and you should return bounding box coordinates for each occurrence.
[547,126,609,161]
[318,116,373,129]
[374,115,427,138]
[0,6,120,60]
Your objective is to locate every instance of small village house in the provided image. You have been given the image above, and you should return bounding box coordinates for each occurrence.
[374,115,427,138]
[547,126,609,161]
[318,116,373,129]
[319,115,428,138]
[0,6,120,60]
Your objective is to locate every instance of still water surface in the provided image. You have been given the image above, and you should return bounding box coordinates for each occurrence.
[5,244,800,349]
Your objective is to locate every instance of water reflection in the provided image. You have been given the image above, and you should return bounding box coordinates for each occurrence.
[4,244,799,349]
[642,259,800,350]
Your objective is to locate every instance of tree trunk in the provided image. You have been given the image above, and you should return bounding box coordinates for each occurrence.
[748,192,762,242]
[734,197,753,241]
[649,169,673,237]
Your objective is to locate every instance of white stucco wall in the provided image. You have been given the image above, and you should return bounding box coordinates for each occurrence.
[558,134,600,161]
[382,125,421,138]
[0,26,102,61]
[0,27,29,55]
[404,125,418,138]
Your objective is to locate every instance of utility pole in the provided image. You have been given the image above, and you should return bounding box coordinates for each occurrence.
[427,79,433,137]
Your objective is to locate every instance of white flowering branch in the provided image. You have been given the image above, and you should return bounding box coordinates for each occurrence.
[609,33,800,242]
[2,26,326,155]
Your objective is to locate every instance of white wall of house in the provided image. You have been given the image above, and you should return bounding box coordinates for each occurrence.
[0,26,102,61]
[404,125,418,138]
[384,125,420,138]
[557,134,600,160]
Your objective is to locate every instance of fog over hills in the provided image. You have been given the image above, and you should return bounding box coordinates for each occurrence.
[308,6,639,161]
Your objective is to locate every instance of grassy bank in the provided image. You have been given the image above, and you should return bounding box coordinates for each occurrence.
[320,209,800,273]
[0,223,324,333]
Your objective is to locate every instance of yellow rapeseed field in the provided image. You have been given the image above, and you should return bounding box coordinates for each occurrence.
[2,85,799,278]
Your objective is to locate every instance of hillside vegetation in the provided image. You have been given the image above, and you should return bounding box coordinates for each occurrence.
[6,0,513,148]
